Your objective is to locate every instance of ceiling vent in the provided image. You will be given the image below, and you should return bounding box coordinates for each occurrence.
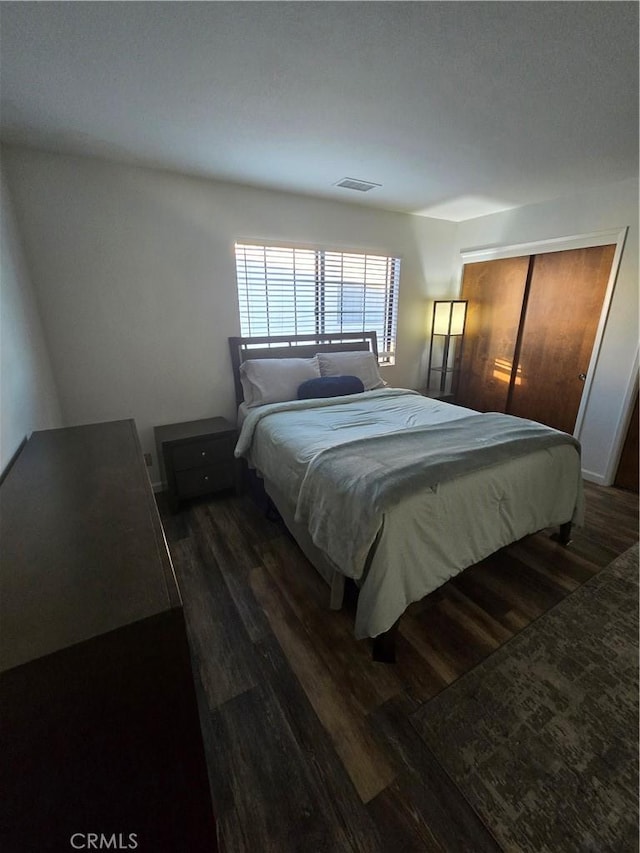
[335,177,381,192]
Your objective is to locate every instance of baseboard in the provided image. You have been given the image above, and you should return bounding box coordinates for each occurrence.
[582,469,607,486]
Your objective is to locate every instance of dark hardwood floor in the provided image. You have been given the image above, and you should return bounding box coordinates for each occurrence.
[157,482,639,853]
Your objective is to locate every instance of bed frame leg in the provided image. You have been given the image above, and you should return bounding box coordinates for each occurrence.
[265,497,281,523]
[329,572,345,610]
[552,521,573,546]
[372,621,399,664]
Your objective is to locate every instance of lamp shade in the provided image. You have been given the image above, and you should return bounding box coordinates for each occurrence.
[432,300,467,336]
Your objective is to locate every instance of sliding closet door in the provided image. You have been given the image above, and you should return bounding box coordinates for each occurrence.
[614,390,639,492]
[455,256,530,412]
[508,245,615,434]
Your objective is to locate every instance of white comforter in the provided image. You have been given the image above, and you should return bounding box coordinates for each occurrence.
[236,389,584,638]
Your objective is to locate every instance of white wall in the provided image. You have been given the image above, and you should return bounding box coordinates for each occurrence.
[2,146,456,484]
[450,178,639,483]
[0,161,61,474]
[4,144,635,485]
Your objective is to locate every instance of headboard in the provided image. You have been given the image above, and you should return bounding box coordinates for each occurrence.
[228,331,378,408]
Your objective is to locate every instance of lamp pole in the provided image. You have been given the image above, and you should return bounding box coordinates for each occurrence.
[440,334,450,395]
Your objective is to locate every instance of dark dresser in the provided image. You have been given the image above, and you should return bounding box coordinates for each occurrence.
[0,420,217,852]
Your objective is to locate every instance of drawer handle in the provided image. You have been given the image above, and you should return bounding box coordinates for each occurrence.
[203,475,209,481]
[201,451,207,456]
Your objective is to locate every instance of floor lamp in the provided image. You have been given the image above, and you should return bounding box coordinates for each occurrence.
[426,300,468,396]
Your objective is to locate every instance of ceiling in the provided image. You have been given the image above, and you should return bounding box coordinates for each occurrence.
[0,2,637,221]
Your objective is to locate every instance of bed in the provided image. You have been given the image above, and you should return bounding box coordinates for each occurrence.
[229,332,584,661]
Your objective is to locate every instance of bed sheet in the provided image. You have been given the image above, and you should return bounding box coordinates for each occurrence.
[239,388,478,498]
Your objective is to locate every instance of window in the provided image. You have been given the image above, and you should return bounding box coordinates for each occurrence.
[234,243,401,364]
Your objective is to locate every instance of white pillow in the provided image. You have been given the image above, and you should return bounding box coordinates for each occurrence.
[317,350,385,391]
[240,357,320,407]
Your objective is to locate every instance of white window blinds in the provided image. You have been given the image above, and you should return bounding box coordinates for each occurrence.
[234,243,401,363]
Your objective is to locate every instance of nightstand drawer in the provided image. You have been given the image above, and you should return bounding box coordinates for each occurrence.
[171,437,233,472]
[175,462,234,499]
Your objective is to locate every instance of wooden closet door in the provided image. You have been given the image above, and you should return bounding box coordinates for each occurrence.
[614,390,639,492]
[455,256,530,412]
[508,245,615,434]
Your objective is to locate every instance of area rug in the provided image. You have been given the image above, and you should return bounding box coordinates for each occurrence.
[413,543,639,853]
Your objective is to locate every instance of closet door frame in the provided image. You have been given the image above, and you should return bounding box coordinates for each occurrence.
[458,227,627,447]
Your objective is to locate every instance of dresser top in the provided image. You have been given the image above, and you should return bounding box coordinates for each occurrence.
[0,420,180,673]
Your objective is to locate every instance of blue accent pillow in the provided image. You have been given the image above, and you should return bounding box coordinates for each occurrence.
[297,375,365,400]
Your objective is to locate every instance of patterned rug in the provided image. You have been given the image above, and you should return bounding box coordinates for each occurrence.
[413,543,639,853]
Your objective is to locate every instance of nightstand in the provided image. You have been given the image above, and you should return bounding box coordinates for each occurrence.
[154,417,237,512]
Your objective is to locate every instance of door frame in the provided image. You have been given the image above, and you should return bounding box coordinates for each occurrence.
[458,227,628,448]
